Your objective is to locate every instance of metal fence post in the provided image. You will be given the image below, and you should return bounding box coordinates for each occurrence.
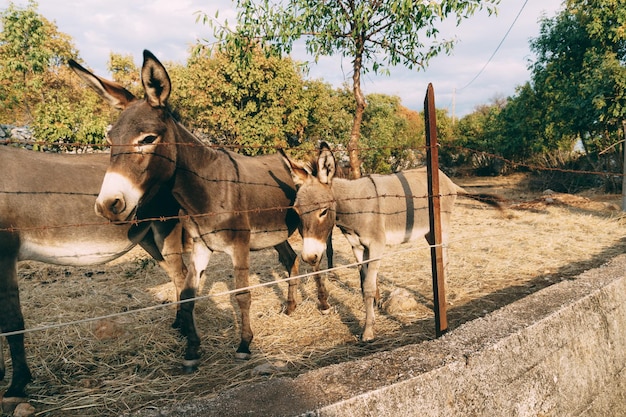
[424,83,448,337]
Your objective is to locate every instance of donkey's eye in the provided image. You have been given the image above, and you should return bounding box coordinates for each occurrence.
[139,135,158,145]
[319,208,328,218]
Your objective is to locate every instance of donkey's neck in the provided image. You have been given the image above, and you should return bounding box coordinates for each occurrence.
[173,121,221,164]
[332,176,376,199]
[331,176,377,225]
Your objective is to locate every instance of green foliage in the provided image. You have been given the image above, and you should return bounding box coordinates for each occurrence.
[0,3,430,158]
[204,0,499,176]
[171,45,308,155]
[360,94,424,173]
[108,52,141,97]
[0,0,111,149]
[300,80,353,148]
[207,0,498,74]
[1,0,51,122]
[452,0,625,179]
[32,75,111,151]
[529,0,625,152]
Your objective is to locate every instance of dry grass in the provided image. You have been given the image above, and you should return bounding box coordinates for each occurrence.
[3,173,626,416]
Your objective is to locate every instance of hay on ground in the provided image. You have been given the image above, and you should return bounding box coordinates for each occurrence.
[3,173,626,416]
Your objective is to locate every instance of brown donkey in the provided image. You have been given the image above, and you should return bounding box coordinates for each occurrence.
[0,145,186,399]
[69,50,331,371]
[282,142,502,341]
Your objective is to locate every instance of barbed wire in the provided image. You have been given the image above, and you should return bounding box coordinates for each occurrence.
[0,230,512,339]
[1,137,621,339]
[0,146,621,235]
[4,138,623,178]
[0,191,487,234]
[1,138,433,153]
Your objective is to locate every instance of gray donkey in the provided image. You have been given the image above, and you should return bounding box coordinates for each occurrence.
[282,142,502,341]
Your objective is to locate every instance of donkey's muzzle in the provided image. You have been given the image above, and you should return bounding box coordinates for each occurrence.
[95,195,125,218]
[301,251,320,265]
[301,237,326,266]
[95,171,142,222]
[95,194,128,222]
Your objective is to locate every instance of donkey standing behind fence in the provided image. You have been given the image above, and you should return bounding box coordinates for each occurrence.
[0,145,186,400]
[282,142,502,341]
[69,50,333,371]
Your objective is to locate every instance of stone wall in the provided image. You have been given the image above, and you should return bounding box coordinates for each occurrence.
[135,254,626,417]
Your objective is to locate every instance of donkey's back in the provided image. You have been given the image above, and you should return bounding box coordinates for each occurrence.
[336,167,460,246]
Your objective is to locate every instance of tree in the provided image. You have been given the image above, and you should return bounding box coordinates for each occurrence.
[0,0,75,123]
[529,0,626,155]
[0,1,110,150]
[204,0,499,178]
[108,52,141,97]
[360,93,423,173]
[170,45,308,154]
[453,0,625,180]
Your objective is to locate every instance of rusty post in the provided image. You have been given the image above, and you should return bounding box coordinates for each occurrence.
[424,83,448,337]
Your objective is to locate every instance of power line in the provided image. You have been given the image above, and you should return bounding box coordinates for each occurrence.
[457,0,530,92]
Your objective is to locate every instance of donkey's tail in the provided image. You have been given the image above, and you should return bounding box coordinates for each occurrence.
[455,185,505,210]
[460,192,505,209]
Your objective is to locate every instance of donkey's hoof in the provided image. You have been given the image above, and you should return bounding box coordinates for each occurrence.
[2,397,30,416]
[284,303,297,315]
[361,331,375,342]
[181,359,199,374]
[234,351,251,360]
[320,307,332,315]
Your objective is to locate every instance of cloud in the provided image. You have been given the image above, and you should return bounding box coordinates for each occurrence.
[3,0,563,117]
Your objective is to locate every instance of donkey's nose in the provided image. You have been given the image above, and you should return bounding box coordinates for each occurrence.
[95,195,126,219]
[301,251,320,266]
[301,237,326,266]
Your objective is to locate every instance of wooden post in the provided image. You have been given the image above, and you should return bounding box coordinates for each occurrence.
[424,83,448,337]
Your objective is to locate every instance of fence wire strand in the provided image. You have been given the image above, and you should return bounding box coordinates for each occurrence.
[1,141,621,339]
[0,239,459,339]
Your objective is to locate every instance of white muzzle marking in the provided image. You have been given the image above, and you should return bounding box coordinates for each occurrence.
[95,172,143,221]
[301,237,326,265]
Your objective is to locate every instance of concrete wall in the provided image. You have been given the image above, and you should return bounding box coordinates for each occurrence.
[137,255,626,417]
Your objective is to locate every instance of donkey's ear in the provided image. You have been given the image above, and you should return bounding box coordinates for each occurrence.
[279,149,310,188]
[141,50,171,108]
[317,142,336,185]
[69,59,136,110]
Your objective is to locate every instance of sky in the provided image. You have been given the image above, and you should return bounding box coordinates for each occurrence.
[3,0,564,118]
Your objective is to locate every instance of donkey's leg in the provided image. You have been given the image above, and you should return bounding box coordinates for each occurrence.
[325,231,334,269]
[353,245,380,307]
[152,221,188,330]
[274,241,300,315]
[0,255,32,398]
[359,243,385,342]
[232,244,254,360]
[350,243,368,281]
[361,258,381,342]
[309,232,334,312]
[180,238,211,373]
[312,264,331,313]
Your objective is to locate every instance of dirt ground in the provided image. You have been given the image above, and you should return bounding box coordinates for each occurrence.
[3,172,626,416]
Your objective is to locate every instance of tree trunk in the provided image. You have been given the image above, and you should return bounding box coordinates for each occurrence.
[348,52,365,179]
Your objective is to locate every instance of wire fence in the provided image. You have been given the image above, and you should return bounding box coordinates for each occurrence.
[1,140,624,340]
[3,136,624,177]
